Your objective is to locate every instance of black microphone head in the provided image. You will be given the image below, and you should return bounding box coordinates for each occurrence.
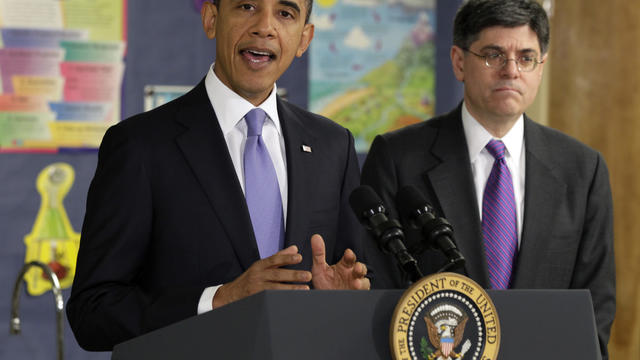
[350,186,412,261]
[396,185,431,220]
[349,185,385,223]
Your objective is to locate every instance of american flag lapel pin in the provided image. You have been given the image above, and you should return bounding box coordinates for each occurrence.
[301,144,312,153]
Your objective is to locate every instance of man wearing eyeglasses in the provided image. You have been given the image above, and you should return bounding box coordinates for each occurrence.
[361,0,615,358]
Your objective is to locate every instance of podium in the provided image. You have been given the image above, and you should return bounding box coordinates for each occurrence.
[112,290,601,360]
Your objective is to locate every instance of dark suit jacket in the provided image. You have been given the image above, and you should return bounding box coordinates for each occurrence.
[361,105,615,358]
[67,81,364,351]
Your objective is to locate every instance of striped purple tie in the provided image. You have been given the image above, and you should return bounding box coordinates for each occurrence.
[482,139,517,289]
[243,108,284,259]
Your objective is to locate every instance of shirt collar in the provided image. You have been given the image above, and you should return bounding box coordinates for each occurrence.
[204,63,281,135]
[461,101,524,162]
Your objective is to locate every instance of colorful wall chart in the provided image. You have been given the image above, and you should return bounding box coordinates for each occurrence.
[0,0,127,152]
[309,0,437,152]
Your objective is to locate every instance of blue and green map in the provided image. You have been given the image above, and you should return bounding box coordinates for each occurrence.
[309,0,436,152]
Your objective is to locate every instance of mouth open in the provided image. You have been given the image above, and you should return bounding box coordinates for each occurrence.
[241,48,276,64]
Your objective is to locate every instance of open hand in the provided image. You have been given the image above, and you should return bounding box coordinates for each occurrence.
[310,234,370,290]
[213,245,312,308]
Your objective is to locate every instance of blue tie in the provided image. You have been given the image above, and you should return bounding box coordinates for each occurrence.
[482,139,518,289]
[243,108,284,259]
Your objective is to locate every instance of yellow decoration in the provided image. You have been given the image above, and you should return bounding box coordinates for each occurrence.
[317,0,339,8]
[23,163,80,296]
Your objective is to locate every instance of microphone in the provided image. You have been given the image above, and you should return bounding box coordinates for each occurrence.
[396,185,465,272]
[349,185,423,283]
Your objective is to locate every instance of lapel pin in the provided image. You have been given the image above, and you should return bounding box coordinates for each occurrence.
[301,145,312,153]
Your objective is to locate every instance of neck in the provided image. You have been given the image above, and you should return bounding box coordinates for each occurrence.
[245,93,271,107]
[212,65,273,107]
[464,103,520,138]
[477,117,518,138]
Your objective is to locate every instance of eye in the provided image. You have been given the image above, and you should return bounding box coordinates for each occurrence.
[279,9,295,19]
[519,56,536,64]
[240,3,255,10]
[484,52,503,60]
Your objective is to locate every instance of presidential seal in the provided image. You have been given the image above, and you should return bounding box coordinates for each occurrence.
[390,273,500,360]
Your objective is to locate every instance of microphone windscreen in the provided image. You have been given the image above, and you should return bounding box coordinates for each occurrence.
[396,185,428,219]
[349,185,383,219]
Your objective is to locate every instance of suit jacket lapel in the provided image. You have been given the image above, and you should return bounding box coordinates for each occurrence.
[424,107,490,286]
[511,118,566,287]
[173,81,260,271]
[278,97,318,270]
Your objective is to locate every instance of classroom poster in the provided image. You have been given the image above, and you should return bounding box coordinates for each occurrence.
[0,0,127,152]
[309,0,436,152]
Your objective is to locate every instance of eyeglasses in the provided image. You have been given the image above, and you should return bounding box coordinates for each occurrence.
[463,49,544,72]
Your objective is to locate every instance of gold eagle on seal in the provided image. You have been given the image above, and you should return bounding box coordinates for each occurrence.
[425,304,471,360]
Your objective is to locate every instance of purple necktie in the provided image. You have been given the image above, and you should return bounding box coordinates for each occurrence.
[482,139,518,289]
[243,108,284,259]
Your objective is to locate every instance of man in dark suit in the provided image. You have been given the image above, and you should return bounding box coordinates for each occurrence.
[67,0,369,351]
[361,0,615,358]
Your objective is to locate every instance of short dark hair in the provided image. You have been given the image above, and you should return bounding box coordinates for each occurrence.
[453,0,550,55]
[210,0,313,24]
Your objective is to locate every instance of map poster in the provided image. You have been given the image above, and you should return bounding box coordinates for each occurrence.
[309,0,436,152]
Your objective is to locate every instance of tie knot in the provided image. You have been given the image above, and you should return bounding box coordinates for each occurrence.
[245,108,267,137]
[485,139,506,160]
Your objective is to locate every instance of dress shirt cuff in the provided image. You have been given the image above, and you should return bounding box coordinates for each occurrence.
[197,285,222,314]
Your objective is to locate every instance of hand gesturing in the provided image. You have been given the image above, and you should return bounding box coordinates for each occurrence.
[213,245,312,308]
[310,234,370,290]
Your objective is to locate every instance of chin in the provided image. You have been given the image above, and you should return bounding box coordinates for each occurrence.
[490,107,521,120]
[491,101,523,116]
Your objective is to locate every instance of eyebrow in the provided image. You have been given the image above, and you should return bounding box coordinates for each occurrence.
[479,45,539,55]
[279,0,301,15]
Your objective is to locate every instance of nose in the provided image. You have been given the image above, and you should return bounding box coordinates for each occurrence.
[500,58,519,78]
[251,10,277,38]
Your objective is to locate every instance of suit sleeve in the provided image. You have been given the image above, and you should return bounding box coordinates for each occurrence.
[332,128,368,266]
[66,125,204,351]
[571,152,616,359]
[360,135,408,288]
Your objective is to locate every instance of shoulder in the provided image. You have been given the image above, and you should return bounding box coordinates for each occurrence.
[526,118,604,164]
[371,107,460,154]
[278,98,356,155]
[279,98,350,135]
[104,84,205,145]
[525,118,609,182]
[119,85,203,132]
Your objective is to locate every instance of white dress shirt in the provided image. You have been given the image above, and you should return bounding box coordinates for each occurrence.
[461,102,526,247]
[197,64,288,314]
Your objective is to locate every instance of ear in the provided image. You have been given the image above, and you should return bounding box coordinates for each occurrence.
[201,1,218,39]
[450,45,465,82]
[537,53,548,78]
[295,23,315,58]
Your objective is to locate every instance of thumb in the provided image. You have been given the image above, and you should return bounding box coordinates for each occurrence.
[311,234,327,267]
